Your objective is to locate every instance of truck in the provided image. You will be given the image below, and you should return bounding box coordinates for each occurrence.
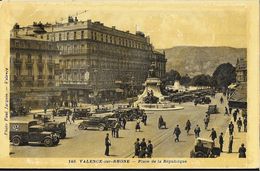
[10,121,60,147]
[33,113,66,139]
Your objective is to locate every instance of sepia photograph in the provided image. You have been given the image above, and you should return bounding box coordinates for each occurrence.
[0,0,259,169]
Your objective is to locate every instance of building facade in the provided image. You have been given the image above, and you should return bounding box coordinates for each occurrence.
[12,18,167,103]
[10,33,61,110]
[236,56,247,83]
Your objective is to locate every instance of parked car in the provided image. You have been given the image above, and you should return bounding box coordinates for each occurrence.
[111,108,144,121]
[194,96,211,104]
[55,108,72,116]
[10,121,60,147]
[73,107,92,120]
[33,113,66,139]
[206,105,219,114]
[78,117,117,131]
[190,138,221,158]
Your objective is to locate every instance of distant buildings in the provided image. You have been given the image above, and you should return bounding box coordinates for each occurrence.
[10,17,167,107]
[228,56,247,110]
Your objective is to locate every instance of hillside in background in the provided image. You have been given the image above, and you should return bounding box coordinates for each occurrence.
[159,46,247,77]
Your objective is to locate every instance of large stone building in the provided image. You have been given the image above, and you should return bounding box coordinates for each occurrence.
[11,17,167,104]
[10,29,61,110]
[228,55,247,110]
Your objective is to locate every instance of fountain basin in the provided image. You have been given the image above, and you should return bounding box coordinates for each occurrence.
[138,103,184,111]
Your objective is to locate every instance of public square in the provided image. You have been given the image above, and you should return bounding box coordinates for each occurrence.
[10,93,242,158]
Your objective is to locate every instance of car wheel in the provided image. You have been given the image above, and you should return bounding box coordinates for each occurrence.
[98,125,105,131]
[53,138,60,145]
[12,137,21,146]
[78,124,85,130]
[43,138,53,147]
[195,151,205,158]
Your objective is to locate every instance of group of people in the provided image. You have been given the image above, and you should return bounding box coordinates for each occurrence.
[133,138,153,158]
[111,121,121,138]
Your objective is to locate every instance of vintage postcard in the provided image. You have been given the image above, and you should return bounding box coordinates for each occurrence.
[0,0,259,169]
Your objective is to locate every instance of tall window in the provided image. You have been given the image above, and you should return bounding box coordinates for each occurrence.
[38,54,42,63]
[59,33,61,41]
[91,31,94,40]
[47,34,49,40]
[27,54,31,62]
[67,32,69,40]
[81,30,84,39]
[15,53,20,61]
[101,34,103,42]
[74,32,77,40]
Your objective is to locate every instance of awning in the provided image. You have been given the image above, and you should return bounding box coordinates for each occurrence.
[228,83,247,109]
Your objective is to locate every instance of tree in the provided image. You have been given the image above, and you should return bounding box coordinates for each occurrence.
[190,74,212,86]
[212,63,236,89]
[179,74,191,86]
[163,70,181,85]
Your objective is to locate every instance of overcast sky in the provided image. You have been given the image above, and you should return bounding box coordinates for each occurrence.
[4,0,247,49]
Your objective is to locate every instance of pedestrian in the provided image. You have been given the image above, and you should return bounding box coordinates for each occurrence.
[209,128,217,142]
[219,132,224,152]
[238,143,246,158]
[185,120,191,135]
[158,115,166,129]
[228,121,234,135]
[204,115,210,130]
[105,133,111,156]
[122,117,127,129]
[194,125,201,138]
[142,113,147,126]
[65,112,71,124]
[237,117,243,132]
[115,121,120,138]
[225,107,228,115]
[133,138,140,158]
[233,111,238,122]
[229,107,232,115]
[173,125,181,142]
[111,126,116,138]
[220,96,224,104]
[146,140,153,158]
[228,135,233,153]
[71,112,75,123]
[243,117,247,132]
[135,119,141,132]
[139,138,147,158]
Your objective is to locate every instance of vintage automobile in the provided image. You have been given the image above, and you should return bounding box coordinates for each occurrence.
[190,138,221,158]
[55,108,72,116]
[73,107,92,120]
[33,113,66,139]
[78,117,117,131]
[206,105,219,114]
[10,121,60,147]
[194,96,211,104]
[111,108,144,121]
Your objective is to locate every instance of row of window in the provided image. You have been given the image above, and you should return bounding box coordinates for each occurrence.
[13,40,55,50]
[15,53,53,62]
[43,30,150,50]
